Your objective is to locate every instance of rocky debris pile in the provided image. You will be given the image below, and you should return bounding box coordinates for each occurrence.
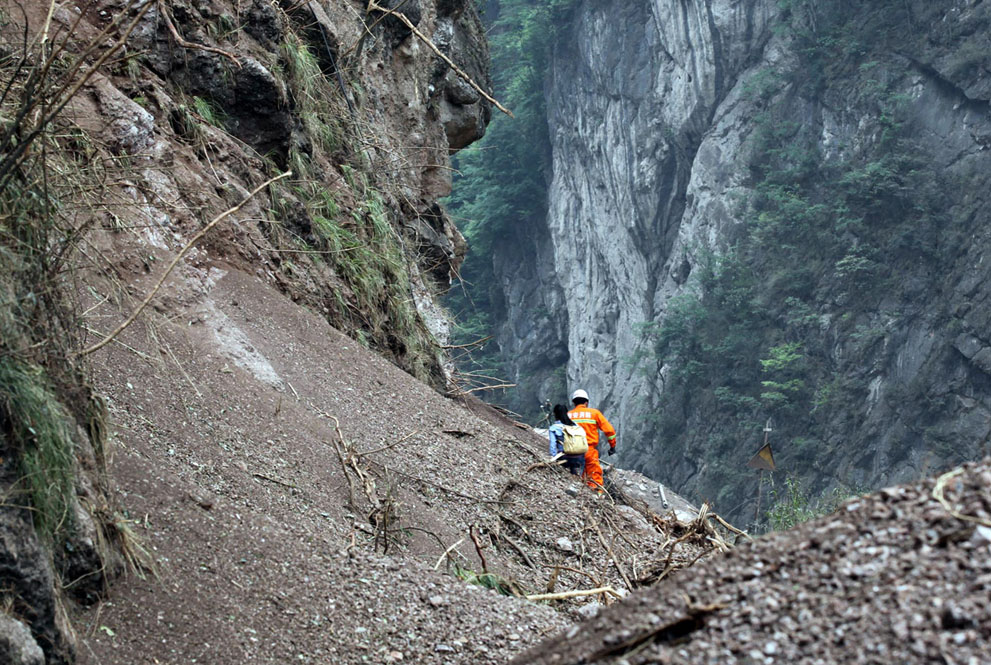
[605,464,699,523]
[513,459,991,664]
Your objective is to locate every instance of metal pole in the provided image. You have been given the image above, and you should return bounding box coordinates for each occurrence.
[755,419,772,523]
[755,470,763,522]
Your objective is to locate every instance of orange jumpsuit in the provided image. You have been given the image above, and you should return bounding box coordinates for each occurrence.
[567,405,617,491]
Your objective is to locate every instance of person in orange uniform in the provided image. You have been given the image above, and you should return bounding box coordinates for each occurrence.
[568,389,617,492]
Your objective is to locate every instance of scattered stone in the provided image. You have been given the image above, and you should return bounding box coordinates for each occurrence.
[578,603,602,619]
[556,537,574,552]
[972,525,991,545]
[0,615,44,665]
[513,459,991,665]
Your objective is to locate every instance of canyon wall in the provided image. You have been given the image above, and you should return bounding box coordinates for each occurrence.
[492,0,991,520]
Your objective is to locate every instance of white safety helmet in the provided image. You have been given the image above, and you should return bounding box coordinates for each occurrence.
[571,389,589,402]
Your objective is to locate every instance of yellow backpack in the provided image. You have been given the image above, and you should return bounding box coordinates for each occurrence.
[561,425,588,455]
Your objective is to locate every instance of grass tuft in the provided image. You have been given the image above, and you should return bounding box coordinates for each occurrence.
[0,359,76,542]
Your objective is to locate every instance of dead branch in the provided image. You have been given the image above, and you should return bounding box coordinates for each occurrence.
[542,564,601,587]
[469,524,488,573]
[497,512,530,538]
[934,467,991,528]
[594,523,633,591]
[643,546,710,586]
[500,532,536,570]
[439,335,492,350]
[545,566,560,593]
[329,427,358,509]
[333,417,380,510]
[525,459,566,473]
[356,430,419,457]
[433,537,466,571]
[0,3,154,189]
[457,382,517,395]
[498,479,520,502]
[253,472,296,489]
[77,172,291,356]
[660,532,694,573]
[158,1,241,67]
[713,514,753,541]
[365,458,505,504]
[526,587,622,602]
[586,598,725,662]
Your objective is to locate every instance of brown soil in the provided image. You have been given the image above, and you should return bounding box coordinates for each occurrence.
[72,261,711,664]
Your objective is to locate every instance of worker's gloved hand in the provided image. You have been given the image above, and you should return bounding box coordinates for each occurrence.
[607,447,616,456]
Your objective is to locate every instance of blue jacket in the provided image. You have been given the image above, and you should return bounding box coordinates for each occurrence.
[548,422,564,457]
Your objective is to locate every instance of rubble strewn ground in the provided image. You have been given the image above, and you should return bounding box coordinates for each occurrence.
[74,263,717,664]
[513,459,991,664]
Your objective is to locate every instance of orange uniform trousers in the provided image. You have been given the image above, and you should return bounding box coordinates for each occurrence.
[583,444,604,491]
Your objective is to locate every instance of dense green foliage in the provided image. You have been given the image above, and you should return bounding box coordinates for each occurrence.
[765,476,860,532]
[445,0,577,391]
[638,0,959,520]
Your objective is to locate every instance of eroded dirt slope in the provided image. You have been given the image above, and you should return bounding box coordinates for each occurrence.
[73,260,714,664]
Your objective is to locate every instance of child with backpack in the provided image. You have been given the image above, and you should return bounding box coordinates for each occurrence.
[548,404,587,476]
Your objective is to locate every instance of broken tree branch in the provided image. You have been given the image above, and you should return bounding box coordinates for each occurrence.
[525,458,566,473]
[469,524,488,573]
[541,564,601,587]
[500,532,537,570]
[594,522,633,591]
[158,0,241,67]
[433,537,466,571]
[357,430,419,457]
[253,472,296,489]
[933,467,991,528]
[713,514,753,541]
[526,587,622,602]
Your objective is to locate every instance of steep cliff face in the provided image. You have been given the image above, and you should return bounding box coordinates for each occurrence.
[493,0,991,521]
[541,0,778,404]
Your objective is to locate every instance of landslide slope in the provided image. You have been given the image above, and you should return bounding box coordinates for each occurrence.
[74,260,708,664]
[0,3,721,662]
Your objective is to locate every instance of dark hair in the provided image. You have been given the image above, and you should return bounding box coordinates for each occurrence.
[572,397,588,406]
[553,404,575,426]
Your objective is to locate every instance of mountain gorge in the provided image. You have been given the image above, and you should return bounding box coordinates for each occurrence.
[456,0,991,523]
[4,0,991,663]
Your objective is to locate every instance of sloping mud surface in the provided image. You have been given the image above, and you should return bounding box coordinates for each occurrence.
[74,262,711,664]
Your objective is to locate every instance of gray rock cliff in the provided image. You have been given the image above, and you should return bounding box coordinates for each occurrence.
[492,0,991,521]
